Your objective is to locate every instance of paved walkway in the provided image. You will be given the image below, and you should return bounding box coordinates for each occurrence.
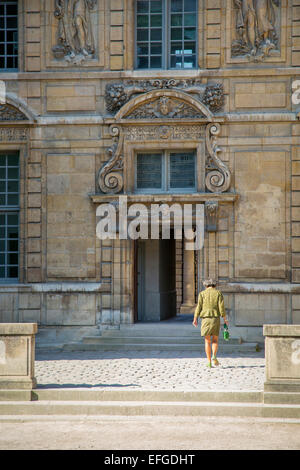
[35,349,266,391]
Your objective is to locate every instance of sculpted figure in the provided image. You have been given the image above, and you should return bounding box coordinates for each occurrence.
[232,0,280,60]
[53,0,97,63]
[235,0,256,55]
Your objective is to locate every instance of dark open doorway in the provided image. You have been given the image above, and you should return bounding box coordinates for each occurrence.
[133,231,176,322]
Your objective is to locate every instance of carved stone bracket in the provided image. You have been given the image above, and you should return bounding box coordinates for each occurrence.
[205,123,231,193]
[97,125,124,194]
[205,201,219,232]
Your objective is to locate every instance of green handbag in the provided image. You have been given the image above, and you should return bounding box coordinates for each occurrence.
[223,324,229,341]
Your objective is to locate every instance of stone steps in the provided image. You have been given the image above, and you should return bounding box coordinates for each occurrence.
[35,318,261,353]
[82,335,241,345]
[0,398,299,419]
[1,389,299,419]
[61,341,260,352]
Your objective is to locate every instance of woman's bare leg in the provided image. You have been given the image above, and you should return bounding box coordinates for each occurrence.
[205,336,212,365]
[212,335,219,365]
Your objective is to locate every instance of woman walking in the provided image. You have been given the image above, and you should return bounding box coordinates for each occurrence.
[192,279,229,368]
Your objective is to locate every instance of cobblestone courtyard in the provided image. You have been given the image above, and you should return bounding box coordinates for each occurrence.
[35,350,266,391]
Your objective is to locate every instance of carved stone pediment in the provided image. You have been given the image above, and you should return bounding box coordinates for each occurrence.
[115,89,214,122]
[125,96,205,120]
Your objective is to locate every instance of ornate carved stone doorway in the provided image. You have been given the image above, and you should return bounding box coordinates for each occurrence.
[91,80,237,327]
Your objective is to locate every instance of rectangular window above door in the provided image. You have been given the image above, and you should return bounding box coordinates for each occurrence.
[135,150,196,193]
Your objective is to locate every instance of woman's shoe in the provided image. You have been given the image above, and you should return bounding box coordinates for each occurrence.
[212,356,220,366]
[207,361,212,368]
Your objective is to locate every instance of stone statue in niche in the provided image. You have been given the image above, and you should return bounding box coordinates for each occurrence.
[52,0,97,64]
[231,0,280,61]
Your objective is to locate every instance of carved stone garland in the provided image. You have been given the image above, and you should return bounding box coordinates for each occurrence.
[98,122,231,195]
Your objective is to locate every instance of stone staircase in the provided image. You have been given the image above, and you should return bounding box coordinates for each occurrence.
[60,316,261,353]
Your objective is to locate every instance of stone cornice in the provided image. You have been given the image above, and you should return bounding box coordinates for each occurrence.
[90,193,239,204]
[2,67,300,81]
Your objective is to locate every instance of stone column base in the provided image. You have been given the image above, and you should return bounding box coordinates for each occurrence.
[180,304,196,314]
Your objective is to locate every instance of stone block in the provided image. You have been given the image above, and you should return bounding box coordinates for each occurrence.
[27,179,41,193]
[27,82,41,98]
[207,10,221,24]
[110,0,123,9]
[110,26,123,41]
[27,209,41,223]
[25,0,40,11]
[264,325,300,392]
[292,269,300,283]
[27,164,41,178]
[110,55,123,70]
[0,323,37,390]
[206,54,220,69]
[235,82,286,108]
[27,223,41,238]
[26,28,40,43]
[235,294,287,326]
[111,41,123,55]
[26,12,40,28]
[27,238,41,253]
[111,11,123,25]
[27,268,42,283]
[26,57,41,72]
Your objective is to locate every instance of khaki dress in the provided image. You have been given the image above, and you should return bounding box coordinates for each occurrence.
[194,287,226,337]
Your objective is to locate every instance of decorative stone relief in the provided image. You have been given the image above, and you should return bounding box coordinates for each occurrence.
[126,96,205,120]
[123,125,205,142]
[205,123,231,193]
[52,0,97,65]
[231,0,280,61]
[97,125,124,194]
[105,81,224,115]
[0,128,28,141]
[0,104,28,121]
[98,123,231,195]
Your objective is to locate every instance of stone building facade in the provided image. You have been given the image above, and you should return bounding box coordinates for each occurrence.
[0,0,299,345]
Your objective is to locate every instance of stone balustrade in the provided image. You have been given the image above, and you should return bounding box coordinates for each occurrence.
[264,325,300,392]
[0,323,37,390]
